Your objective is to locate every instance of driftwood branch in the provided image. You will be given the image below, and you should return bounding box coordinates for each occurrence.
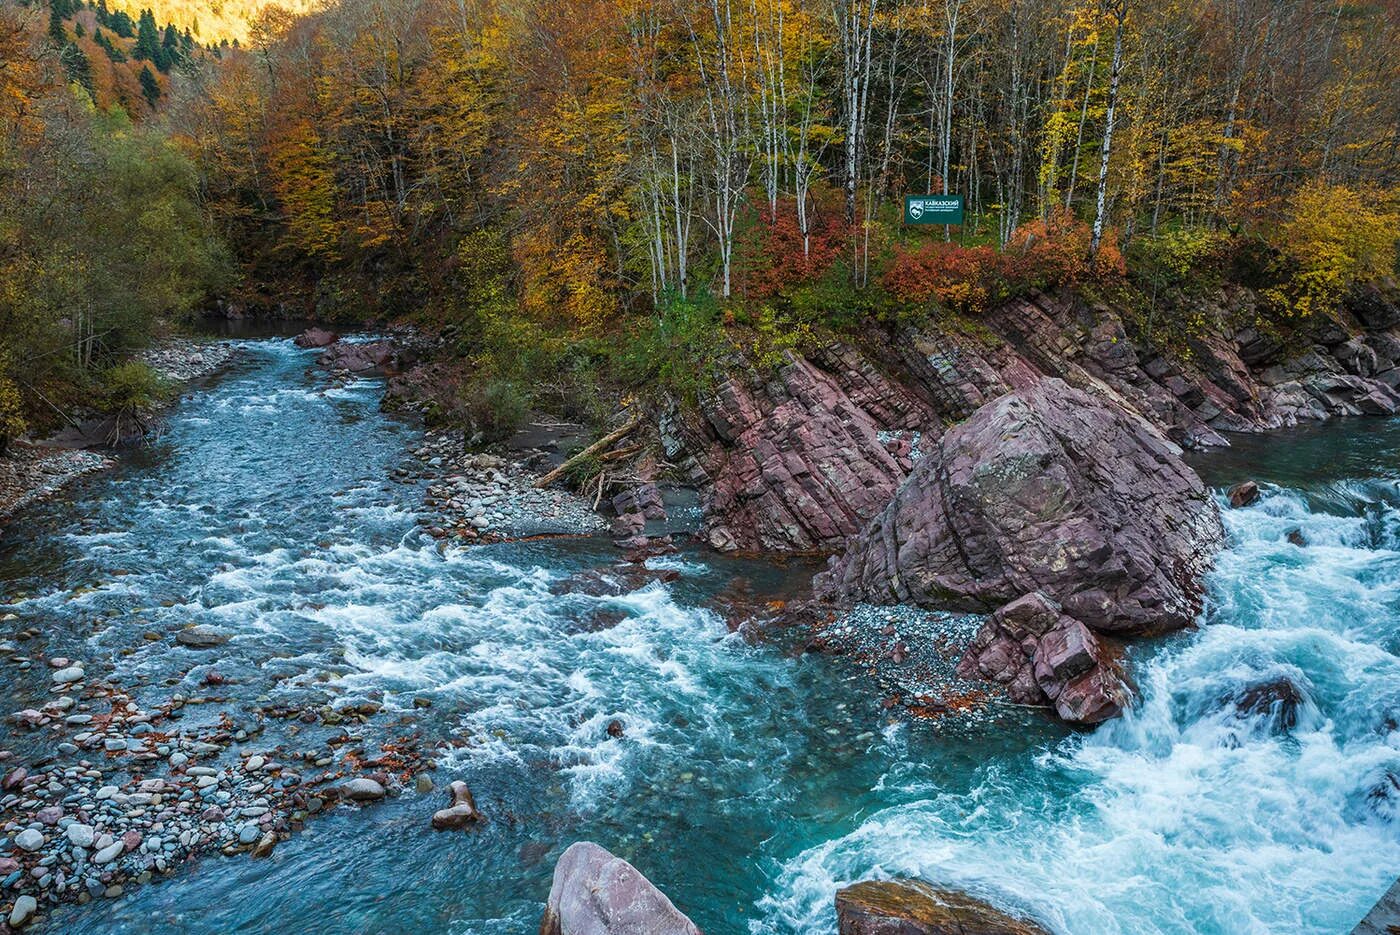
[533,416,641,489]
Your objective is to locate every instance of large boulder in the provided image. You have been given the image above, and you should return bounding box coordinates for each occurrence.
[539,842,701,935]
[293,327,339,348]
[817,378,1223,635]
[835,880,1050,935]
[318,340,397,374]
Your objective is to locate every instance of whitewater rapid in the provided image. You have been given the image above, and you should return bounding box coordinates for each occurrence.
[5,338,1396,934]
[757,480,1400,934]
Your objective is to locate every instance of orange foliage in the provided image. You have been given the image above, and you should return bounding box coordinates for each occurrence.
[884,209,1125,314]
[735,197,850,298]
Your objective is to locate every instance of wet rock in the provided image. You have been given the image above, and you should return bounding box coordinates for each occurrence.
[251,832,277,858]
[176,626,230,648]
[835,879,1050,935]
[14,829,43,852]
[819,378,1224,636]
[1286,528,1307,547]
[606,720,625,739]
[2,767,26,791]
[318,341,398,374]
[430,780,482,830]
[957,593,1130,724]
[540,841,701,935]
[9,893,37,928]
[340,778,386,802]
[293,327,339,349]
[1227,481,1260,508]
[1223,677,1306,734]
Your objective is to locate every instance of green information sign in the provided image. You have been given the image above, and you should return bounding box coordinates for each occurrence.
[904,194,964,225]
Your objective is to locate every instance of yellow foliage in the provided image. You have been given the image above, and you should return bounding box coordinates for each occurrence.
[1264,181,1399,318]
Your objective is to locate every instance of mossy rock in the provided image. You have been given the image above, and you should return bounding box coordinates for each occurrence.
[835,880,1050,935]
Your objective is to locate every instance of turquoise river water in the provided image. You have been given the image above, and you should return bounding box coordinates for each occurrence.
[0,338,1396,933]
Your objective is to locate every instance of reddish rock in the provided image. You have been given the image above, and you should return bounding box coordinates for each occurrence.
[540,841,701,935]
[1227,480,1260,508]
[819,378,1223,636]
[293,327,339,348]
[835,879,1050,935]
[318,340,397,374]
[957,593,1130,724]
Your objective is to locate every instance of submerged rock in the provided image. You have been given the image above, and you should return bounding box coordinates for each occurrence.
[1228,480,1261,508]
[540,841,701,935]
[835,879,1050,935]
[818,378,1224,636]
[176,625,230,648]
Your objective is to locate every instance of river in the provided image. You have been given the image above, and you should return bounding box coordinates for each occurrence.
[1,337,1396,934]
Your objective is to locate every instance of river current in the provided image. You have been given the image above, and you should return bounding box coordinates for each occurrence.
[1,338,1396,934]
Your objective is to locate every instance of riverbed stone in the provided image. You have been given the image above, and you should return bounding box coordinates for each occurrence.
[340,778,386,802]
[65,823,95,849]
[176,626,230,648]
[9,893,37,927]
[92,841,123,865]
[430,780,481,830]
[540,841,700,935]
[835,880,1050,935]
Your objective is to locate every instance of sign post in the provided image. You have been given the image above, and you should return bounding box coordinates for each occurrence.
[903,194,964,226]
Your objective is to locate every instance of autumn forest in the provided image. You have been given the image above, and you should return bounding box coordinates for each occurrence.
[2,0,1399,439]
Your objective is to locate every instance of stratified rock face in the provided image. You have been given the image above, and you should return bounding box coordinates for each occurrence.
[667,347,936,553]
[818,378,1224,635]
[539,842,701,935]
[664,287,1400,555]
[835,880,1050,935]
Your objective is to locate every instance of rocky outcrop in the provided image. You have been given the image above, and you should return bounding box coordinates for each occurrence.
[318,340,398,374]
[835,880,1050,935]
[817,378,1223,634]
[293,327,339,348]
[540,842,701,935]
[664,348,932,553]
[665,286,1400,555]
[955,592,1130,724]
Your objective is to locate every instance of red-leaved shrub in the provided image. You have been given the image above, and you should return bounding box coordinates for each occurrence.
[735,195,850,298]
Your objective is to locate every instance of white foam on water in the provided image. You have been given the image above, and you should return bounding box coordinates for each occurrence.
[756,484,1400,935]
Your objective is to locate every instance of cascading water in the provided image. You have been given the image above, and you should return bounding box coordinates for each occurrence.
[758,445,1400,935]
[1,338,1395,934]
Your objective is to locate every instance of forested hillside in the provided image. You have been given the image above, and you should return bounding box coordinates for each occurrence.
[175,0,1399,424]
[0,0,228,448]
[2,0,1398,448]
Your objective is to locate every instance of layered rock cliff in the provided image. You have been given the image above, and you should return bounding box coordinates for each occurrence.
[664,285,1400,555]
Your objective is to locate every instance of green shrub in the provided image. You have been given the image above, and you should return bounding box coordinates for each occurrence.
[98,361,172,416]
[460,378,531,444]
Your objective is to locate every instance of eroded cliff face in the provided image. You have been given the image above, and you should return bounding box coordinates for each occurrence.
[664,285,1400,555]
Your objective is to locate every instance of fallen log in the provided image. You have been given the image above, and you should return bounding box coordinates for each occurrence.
[533,416,641,489]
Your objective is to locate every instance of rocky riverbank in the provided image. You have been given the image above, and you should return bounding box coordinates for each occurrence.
[0,647,442,929]
[0,338,238,526]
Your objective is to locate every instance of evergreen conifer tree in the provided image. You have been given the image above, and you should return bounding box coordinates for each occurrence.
[138,64,160,108]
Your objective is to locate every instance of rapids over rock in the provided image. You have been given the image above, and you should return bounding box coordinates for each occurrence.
[0,335,1396,934]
